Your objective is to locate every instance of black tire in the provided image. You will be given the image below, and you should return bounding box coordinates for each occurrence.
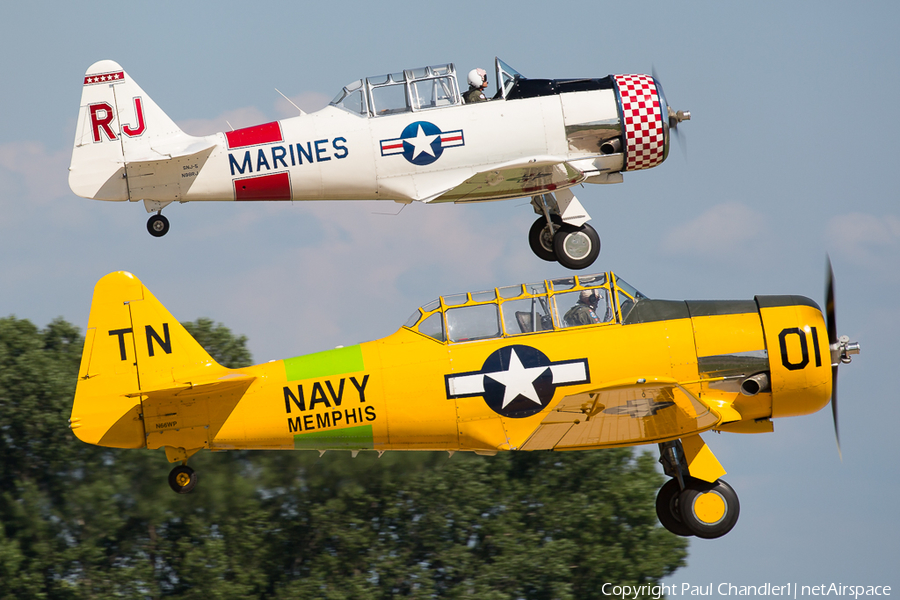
[553,223,600,270]
[168,465,198,494]
[678,478,740,539]
[147,214,170,237]
[655,478,694,537]
[528,216,560,262]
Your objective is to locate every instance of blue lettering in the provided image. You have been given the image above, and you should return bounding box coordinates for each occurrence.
[333,137,348,159]
[256,148,270,171]
[289,144,296,166]
[296,142,313,164]
[229,151,252,175]
[315,139,331,162]
[272,146,288,168]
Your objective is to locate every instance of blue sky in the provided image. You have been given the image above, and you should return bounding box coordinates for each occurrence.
[2,0,898,589]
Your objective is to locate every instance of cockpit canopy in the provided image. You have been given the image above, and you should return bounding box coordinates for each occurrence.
[330,58,534,117]
[331,64,462,117]
[403,272,647,344]
[330,58,616,118]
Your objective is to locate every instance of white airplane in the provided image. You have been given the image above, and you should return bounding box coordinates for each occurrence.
[69,58,689,270]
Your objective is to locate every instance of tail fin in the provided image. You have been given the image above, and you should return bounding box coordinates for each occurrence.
[68,60,216,205]
[71,272,250,451]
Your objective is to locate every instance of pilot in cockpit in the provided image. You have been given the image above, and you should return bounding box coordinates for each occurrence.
[463,68,489,103]
[564,289,605,326]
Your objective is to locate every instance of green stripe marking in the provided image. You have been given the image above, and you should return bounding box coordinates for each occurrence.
[293,424,374,450]
[283,345,364,381]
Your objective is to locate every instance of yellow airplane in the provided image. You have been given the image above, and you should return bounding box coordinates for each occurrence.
[70,268,858,539]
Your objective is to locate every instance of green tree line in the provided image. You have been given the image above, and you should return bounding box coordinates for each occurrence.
[0,316,686,599]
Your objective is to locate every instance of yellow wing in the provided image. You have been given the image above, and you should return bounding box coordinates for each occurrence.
[520,377,723,450]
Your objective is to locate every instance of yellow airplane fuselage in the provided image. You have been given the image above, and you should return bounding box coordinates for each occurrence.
[71,272,832,469]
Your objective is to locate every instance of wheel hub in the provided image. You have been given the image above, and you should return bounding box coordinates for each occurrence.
[562,231,591,260]
[691,491,727,525]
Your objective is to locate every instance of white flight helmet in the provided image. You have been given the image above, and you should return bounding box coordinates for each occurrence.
[467,68,487,88]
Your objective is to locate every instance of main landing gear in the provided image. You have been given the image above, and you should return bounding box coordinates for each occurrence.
[655,440,740,539]
[528,190,600,270]
[168,464,198,494]
[147,212,170,237]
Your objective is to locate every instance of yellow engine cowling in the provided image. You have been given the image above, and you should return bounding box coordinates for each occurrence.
[756,295,832,419]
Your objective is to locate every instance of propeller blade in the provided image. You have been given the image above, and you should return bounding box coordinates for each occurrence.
[825,256,841,460]
[825,256,837,345]
[832,365,841,461]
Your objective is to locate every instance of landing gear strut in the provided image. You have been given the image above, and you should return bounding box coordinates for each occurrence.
[528,191,600,270]
[656,440,740,538]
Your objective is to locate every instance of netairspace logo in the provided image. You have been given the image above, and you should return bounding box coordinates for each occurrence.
[601,584,892,600]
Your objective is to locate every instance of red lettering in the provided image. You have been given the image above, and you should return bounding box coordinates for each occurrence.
[122,97,146,137]
[89,102,117,142]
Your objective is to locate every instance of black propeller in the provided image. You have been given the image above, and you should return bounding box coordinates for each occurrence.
[652,66,690,157]
[824,256,860,460]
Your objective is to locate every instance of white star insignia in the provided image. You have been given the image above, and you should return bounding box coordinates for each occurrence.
[485,348,548,409]
[403,124,440,160]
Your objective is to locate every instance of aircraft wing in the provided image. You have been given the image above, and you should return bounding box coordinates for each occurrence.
[520,377,724,451]
[383,156,593,204]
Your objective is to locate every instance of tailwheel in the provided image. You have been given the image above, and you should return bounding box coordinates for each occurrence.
[655,478,694,537]
[147,213,170,237]
[677,478,740,539]
[553,223,600,270]
[528,215,560,262]
[168,464,198,494]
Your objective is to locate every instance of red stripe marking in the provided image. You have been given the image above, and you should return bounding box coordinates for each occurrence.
[226,122,284,149]
[84,71,125,85]
[234,172,291,201]
[382,143,404,150]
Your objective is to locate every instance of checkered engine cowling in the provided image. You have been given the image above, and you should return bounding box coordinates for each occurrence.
[613,74,667,171]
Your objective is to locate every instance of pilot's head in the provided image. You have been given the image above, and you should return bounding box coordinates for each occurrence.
[468,68,488,90]
[579,289,599,309]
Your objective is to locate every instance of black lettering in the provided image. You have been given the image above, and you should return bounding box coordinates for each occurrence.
[309,381,331,409]
[333,137,348,159]
[345,408,359,424]
[364,405,376,422]
[108,327,133,361]
[810,326,822,367]
[331,410,343,425]
[256,148,270,171]
[351,375,369,402]
[288,416,302,433]
[779,328,809,371]
[229,151,252,175]
[314,139,331,162]
[284,385,305,413]
[296,142,313,164]
[316,412,331,428]
[145,323,171,357]
[303,414,314,430]
[271,145,288,168]
[325,379,345,406]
